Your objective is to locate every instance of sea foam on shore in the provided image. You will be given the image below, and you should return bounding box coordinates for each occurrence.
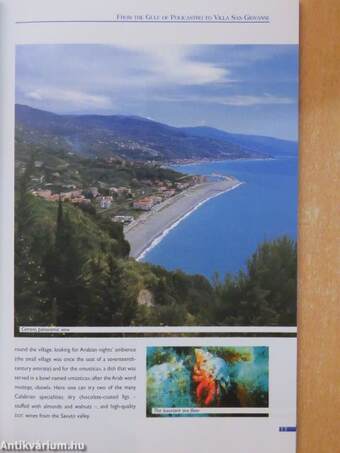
[136,181,244,262]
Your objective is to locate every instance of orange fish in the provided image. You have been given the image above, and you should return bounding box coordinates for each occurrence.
[193,349,230,406]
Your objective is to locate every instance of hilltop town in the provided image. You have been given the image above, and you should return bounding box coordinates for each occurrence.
[16,147,204,225]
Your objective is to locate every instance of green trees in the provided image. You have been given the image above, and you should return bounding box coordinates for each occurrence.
[213,236,297,326]
[43,199,88,325]
[80,256,135,326]
[97,217,130,258]
[15,160,52,325]
[39,200,134,326]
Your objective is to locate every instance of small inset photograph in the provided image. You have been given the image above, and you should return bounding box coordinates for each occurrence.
[146,346,269,417]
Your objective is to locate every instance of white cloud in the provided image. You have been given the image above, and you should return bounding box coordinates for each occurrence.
[145,47,229,85]
[98,44,231,87]
[218,94,294,106]
[25,88,112,109]
[154,93,294,106]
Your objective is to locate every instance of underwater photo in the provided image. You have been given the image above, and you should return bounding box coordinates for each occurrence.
[146,346,269,417]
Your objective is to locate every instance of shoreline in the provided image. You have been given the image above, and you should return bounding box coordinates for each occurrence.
[125,177,244,260]
[165,156,273,168]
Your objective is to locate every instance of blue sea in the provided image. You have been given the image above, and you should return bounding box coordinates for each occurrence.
[140,157,298,278]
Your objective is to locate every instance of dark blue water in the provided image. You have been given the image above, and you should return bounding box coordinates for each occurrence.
[141,157,298,278]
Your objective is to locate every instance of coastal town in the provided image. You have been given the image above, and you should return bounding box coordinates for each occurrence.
[26,157,206,225]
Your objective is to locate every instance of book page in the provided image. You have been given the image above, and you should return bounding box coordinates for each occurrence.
[0,1,298,452]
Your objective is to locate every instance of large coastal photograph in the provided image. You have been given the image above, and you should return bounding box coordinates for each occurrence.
[15,44,298,330]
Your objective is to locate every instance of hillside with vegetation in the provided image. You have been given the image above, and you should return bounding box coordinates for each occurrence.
[15,141,198,222]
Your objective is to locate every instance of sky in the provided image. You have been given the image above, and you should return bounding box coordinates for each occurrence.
[16,44,298,140]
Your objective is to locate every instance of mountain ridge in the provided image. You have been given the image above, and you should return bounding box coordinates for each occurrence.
[181,126,298,157]
[15,104,297,161]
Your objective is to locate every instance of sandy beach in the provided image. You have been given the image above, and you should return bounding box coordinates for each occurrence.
[125,177,243,259]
